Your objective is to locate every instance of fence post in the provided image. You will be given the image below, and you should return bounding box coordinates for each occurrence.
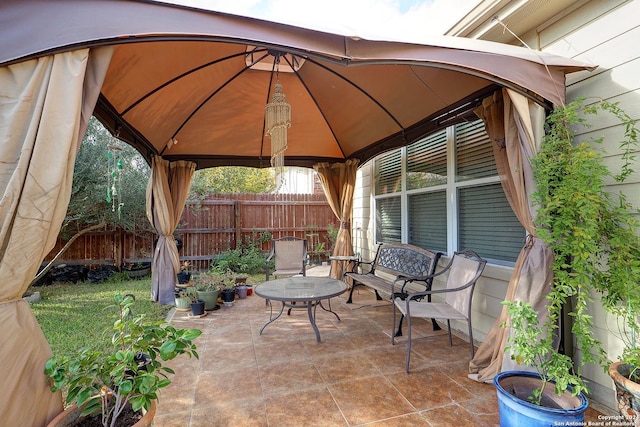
[234,200,241,249]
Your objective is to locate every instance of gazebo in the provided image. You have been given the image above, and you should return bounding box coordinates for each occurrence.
[0,1,594,425]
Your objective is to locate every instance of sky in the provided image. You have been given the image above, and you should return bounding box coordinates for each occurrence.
[155,0,482,42]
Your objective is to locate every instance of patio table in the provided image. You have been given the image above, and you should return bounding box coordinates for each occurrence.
[254,276,347,342]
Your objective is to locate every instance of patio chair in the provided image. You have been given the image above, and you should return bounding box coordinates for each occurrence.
[265,236,307,281]
[392,250,486,373]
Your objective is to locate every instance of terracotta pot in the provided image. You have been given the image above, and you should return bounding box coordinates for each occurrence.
[47,399,156,427]
[609,361,640,425]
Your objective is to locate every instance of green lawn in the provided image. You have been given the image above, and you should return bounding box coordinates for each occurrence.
[30,278,171,357]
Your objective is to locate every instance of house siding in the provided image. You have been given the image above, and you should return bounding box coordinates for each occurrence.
[353,162,373,261]
[538,0,640,409]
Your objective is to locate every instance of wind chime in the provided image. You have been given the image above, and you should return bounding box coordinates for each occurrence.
[106,143,123,220]
[264,53,291,189]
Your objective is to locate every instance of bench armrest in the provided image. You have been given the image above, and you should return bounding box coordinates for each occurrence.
[401,281,475,301]
[347,259,373,274]
[390,274,430,295]
[399,266,449,283]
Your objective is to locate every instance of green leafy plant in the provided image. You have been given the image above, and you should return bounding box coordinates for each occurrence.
[45,294,201,427]
[212,231,271,275]
[503,301,586,405]
[192,272,222,292]
[178,287,200,303]
[326,223,338,252]
[215,270,238,290]
[503,98,640,405]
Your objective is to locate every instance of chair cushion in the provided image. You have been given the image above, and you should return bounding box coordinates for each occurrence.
[273,269,303,276]
[394,298,467,320]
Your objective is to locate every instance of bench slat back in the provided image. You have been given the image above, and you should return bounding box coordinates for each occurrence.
[374,244,440,279]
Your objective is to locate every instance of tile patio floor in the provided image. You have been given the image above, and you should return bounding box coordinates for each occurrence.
[154,266,608,426]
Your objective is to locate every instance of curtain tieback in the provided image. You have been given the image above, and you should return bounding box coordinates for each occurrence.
[339,221,350,230]
[524,233,536,249]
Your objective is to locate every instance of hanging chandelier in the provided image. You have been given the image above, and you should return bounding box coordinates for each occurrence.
[265,82,291,170]
[264,55,291,173]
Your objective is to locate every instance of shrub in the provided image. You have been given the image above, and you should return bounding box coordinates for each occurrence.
[211,231,272,275]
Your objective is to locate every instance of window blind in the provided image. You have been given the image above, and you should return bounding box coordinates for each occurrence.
[456,120,496,182]
[376,196,401,243]
[408,191,447,252]
[375,149,402,195]
[458,184,524,262]
[406,129,447,190]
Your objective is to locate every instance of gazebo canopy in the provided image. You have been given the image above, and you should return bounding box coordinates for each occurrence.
[1,0,593,169]
[0,2,596,426]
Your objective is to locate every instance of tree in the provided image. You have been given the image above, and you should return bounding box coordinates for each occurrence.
[34,118,151,285]
[63,118,151,238]
[189,166,275,199]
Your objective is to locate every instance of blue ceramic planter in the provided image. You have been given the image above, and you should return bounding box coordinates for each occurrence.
[494,371,588,427]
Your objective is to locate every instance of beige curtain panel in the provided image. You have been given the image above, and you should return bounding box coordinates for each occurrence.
[468,89,554,383]
[146,156,196,304]
[0,47,112,426]
[314,159,359,279]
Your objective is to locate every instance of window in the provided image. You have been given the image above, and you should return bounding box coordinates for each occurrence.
[373,119,525,264]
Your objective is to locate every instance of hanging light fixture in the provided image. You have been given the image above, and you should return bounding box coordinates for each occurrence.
[264,54,291,175]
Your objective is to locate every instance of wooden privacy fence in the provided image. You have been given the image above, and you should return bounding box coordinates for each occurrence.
[45,193,337,271]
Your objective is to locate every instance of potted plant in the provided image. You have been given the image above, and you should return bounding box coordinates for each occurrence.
[45,294,201,427]
[219,273,237,307]
[178,288,205,316]
[193,273,221,311]
[175,286,198,312]
[497,301,589,425]
[176,261,192,285]
[496,99,640,425]
[174,293,191,312]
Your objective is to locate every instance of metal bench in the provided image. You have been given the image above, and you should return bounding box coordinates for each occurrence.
[344,243,442,334]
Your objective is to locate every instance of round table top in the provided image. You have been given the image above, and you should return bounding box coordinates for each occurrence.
[255,276,347,302]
